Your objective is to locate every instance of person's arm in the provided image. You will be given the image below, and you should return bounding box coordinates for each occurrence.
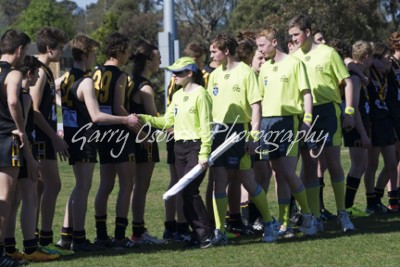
[30,68,69,158]
[197,93,213,166]
[351,76,370,147]
[79,78,138,128]
[113,73,130,116]
[342,77,355,131]
[6,70,26,147]
[140,84,158,116]
[55,72,67,107]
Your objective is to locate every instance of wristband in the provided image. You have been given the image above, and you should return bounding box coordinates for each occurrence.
[303,113,313,123]
[345,106,355,115]
[249,131,261,141]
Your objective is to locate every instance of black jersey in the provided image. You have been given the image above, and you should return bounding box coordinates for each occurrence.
[125,74,152,114]
[92,65,128,117]
[366,66,391,120]
[387,58,400,122]
[34,62,57,140]
[61,67,86,109]
[0,61,17,135]
[20,88,34,142]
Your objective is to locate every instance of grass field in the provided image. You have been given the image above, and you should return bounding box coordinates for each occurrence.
[15,143,400,267]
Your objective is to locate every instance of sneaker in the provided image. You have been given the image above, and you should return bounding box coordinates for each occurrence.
[251,217,264,232]
[338,210,355,232]
[56,239,72,250]
[131,232,165,245]
[346,206,370,217]
[290,211,303,227]
[22,249,60,262]
[320,209,336,221]
[72,239,106,252]
[173,232,192,242]
[112,238,135,249]
[0,253,27,266]
[40,243,74,256]
[262,219,279,243]
[315,217,324,233]
[366,203,387,215]
[278,224,294,239]
[210,229,228,246]
[93,237,113,247]
[162,229,175,241]
[300,214,318,236]
[5,250,24,261]
[388,204,399,213]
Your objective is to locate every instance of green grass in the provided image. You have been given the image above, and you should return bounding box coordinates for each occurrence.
[15,144,400,266]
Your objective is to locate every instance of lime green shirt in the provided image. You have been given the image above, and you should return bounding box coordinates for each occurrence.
[207,62,262,123]
[141,86,212,161]
[259,55,310,116]
[293,44,349,105]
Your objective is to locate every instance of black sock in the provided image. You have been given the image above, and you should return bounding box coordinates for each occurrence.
[23,239,38,255]
[95,214,108,240]
[132,221,145,238]
[366,192,377,209]
[4,238,16,254]
[164,220,177,232]
[319,176,325,210]
[388,190,399,207]
[39,230,53,246]
[114,217,128,240]
[72,230,86,244]
[345,175,361,208]
[228,213,242,228]
[61,227,73,243]
[176,222,190,235]
[248,202,261,224]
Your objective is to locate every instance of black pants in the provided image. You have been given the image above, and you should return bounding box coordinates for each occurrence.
[174,140,212,241]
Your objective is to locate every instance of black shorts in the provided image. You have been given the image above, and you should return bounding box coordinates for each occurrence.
[134,140,160,163]
[33,138,56,160]
[98,126,136,164]
[259,116,299,160]
[370,116,395,147]
[211,123,252,170]
[64,127,98,165]
[392,117,400,141]
[343,117,370,147]
[301,102,342,149]
[166,139,175,164]
[0,135,22,168]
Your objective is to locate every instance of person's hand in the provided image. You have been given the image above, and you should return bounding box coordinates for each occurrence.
[52,135,70,161]
[12,129,25,148]
[126,113,140,128]
[342,115,355,132]
[198,159,208,170]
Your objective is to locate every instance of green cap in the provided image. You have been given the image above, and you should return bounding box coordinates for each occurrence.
[166,57,198,72]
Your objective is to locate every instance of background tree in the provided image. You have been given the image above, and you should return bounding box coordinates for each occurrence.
[0,0,30,34]
[14,0,82,39]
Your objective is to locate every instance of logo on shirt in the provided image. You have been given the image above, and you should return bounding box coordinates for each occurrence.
[189,107,197,114]
[174,105,178,116]
[305,56,311,61]
[273,66,278,72]
[232,84,240,92]
[213,84,219,96]
[264,76,268,87]
[315,65,323,72]
[224,74,230,80]
[280,75,289,83]
[183,96,189,102]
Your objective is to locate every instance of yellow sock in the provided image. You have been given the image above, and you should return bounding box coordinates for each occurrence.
[250,186,272,222]
[293,185,311,214]
[305,183,320,217]
[278,201,290,227]
[332,178,345,211]
[212,192,228,232]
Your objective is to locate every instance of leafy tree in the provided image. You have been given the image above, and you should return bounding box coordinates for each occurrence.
[0,0,30,33]
[229,0,389,44]
[14,0,81,39]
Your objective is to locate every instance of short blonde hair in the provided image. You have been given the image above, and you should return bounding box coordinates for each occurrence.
[352,40,372,61]
[256,27,279,42]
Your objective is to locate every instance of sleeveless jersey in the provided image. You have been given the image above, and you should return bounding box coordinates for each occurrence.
[366,66,391,120]
[0,61,16,135]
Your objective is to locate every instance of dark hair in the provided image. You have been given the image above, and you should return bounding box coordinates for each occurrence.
[103,32,130,59]
[0,29,30,54]
[183,42,207,59]
[19,55,41,76]
[192,69,205,87]
[211,32,238,56]
[35,27,68,53]
[71,33,99,61]
[328,38,351,59]
[236,38,257,65]
[236,31,256,42]
[288,14,312,32]
[132,40,158,74]
[372,42,390,60]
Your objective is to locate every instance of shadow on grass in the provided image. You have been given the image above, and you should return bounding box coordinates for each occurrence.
[47,213,400,263]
